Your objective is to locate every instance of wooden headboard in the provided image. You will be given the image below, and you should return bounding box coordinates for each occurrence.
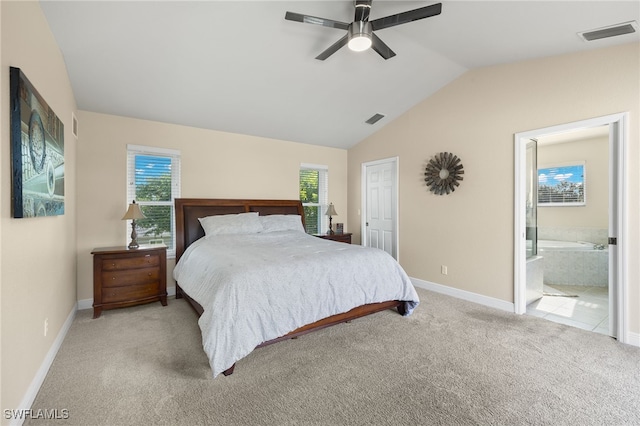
[175,198,305,261]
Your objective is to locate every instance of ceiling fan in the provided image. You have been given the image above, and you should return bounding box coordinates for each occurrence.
[285,1,442,60]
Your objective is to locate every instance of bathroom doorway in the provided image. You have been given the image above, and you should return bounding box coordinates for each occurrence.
[526,126,610,335]
[514,113,629,343]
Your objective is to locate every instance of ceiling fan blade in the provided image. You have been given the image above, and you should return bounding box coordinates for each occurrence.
[285,11,349,30]
[370,3,442,31]
[315,34,349,60]
[371,33,396,60]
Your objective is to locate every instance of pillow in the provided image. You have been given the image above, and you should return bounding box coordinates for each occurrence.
[198,212,263,237]
[259,214,305,233]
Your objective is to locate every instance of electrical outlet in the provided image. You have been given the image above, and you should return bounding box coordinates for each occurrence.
[441,265,448,275]
[44,318,49,337]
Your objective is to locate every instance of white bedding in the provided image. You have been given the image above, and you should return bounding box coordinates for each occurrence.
[173,230,419,377]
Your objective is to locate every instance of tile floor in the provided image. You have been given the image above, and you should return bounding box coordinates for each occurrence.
[526,284,609,336]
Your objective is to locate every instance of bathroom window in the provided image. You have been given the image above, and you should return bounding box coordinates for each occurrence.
[538,162,585,206]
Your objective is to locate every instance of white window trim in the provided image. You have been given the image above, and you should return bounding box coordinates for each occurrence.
[300,163,329,234]
[126,144,181,258]
[537,161,586,207]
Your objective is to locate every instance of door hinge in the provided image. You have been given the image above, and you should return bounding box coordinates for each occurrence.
[608,237,617,245]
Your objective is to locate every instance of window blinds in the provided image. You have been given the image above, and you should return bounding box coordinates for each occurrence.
[300,163,328,234]
[126,145,181,256]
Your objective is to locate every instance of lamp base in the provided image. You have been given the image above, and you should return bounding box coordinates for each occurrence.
[128,220,139,249]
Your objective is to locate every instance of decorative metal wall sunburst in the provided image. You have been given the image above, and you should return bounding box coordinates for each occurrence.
[424,152,464,195]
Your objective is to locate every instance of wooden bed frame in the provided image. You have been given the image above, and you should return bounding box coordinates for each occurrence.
[174,198,405,376]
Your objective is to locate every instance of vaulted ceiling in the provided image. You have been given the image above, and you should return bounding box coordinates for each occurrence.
[40,1,639,149]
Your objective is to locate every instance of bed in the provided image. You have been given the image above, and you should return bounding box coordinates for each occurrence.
[173,198,419,377]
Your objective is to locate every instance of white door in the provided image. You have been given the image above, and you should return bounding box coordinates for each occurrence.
[363,158,398,259]
[608,122,622,339]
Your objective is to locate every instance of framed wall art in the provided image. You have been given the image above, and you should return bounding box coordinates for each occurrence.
[10,67,65,218]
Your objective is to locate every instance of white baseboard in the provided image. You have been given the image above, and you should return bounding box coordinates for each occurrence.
[11,305,77,426]
[410,277,515,313]
[77,286,176,311]
[411,277,640,349]
[627,331,640,347]
[77,298,92,310]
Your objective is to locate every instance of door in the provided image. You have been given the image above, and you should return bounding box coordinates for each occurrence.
[525,139,538,259]
[608,123,622,338]
[525,139,543,305]
[363,158,398,259]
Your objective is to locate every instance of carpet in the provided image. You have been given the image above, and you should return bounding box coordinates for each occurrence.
[27,288,640,425]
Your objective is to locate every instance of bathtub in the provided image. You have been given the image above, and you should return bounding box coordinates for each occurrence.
[536,240,608,287]
[538,240,605,251]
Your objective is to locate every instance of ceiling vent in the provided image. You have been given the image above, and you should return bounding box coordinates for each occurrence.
[365,113,385,125]
[578,21,637,41]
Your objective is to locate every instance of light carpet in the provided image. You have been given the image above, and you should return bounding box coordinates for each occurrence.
[27,288,640,425]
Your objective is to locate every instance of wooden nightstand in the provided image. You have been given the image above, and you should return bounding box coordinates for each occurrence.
[91,245,167,318]
[314,233,352,244]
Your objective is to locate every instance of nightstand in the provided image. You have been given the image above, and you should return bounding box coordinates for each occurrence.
[314,233,352,244]
[91,245,167,318]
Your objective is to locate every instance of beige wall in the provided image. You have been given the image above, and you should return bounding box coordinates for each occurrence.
[1,1,78,416]
[76,111,348,301]
[348,43,639,333]
[538,136,608,229]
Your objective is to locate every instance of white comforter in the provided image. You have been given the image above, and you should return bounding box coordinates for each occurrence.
[173,230,419,377]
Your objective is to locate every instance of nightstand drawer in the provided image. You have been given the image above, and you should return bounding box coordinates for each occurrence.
[101,254,160,271]
[102,282,160,304]
[102,267,159,288]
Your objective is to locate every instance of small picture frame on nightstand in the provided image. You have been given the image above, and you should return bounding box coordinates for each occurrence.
[336,223,344,234]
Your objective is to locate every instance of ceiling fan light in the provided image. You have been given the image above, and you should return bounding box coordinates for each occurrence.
[348,21,373,52]
[348,35,372,52]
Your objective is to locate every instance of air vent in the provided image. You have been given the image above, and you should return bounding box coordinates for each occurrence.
[578,21,637,41]
[365,113,385,125]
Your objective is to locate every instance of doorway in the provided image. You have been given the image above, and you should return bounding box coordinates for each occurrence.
[514,113,629,343]
[361,157,399,260]
[526,127,610,335]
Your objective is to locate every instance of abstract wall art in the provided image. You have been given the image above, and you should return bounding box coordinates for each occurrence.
[10,67,65,218]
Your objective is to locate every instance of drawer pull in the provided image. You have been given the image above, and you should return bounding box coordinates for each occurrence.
[112,277,116,280]
[148,273,152,276]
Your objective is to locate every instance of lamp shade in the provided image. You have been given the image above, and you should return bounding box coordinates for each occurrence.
[325,203,338,216]
[122,200,145,220]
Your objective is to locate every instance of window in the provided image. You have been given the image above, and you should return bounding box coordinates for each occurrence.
[538,162,585,206]
[299,164,328,234]
[127,145,181,257]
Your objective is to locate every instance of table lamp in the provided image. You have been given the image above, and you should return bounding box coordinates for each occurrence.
[325,203,337,235]
[122,200,145,249]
